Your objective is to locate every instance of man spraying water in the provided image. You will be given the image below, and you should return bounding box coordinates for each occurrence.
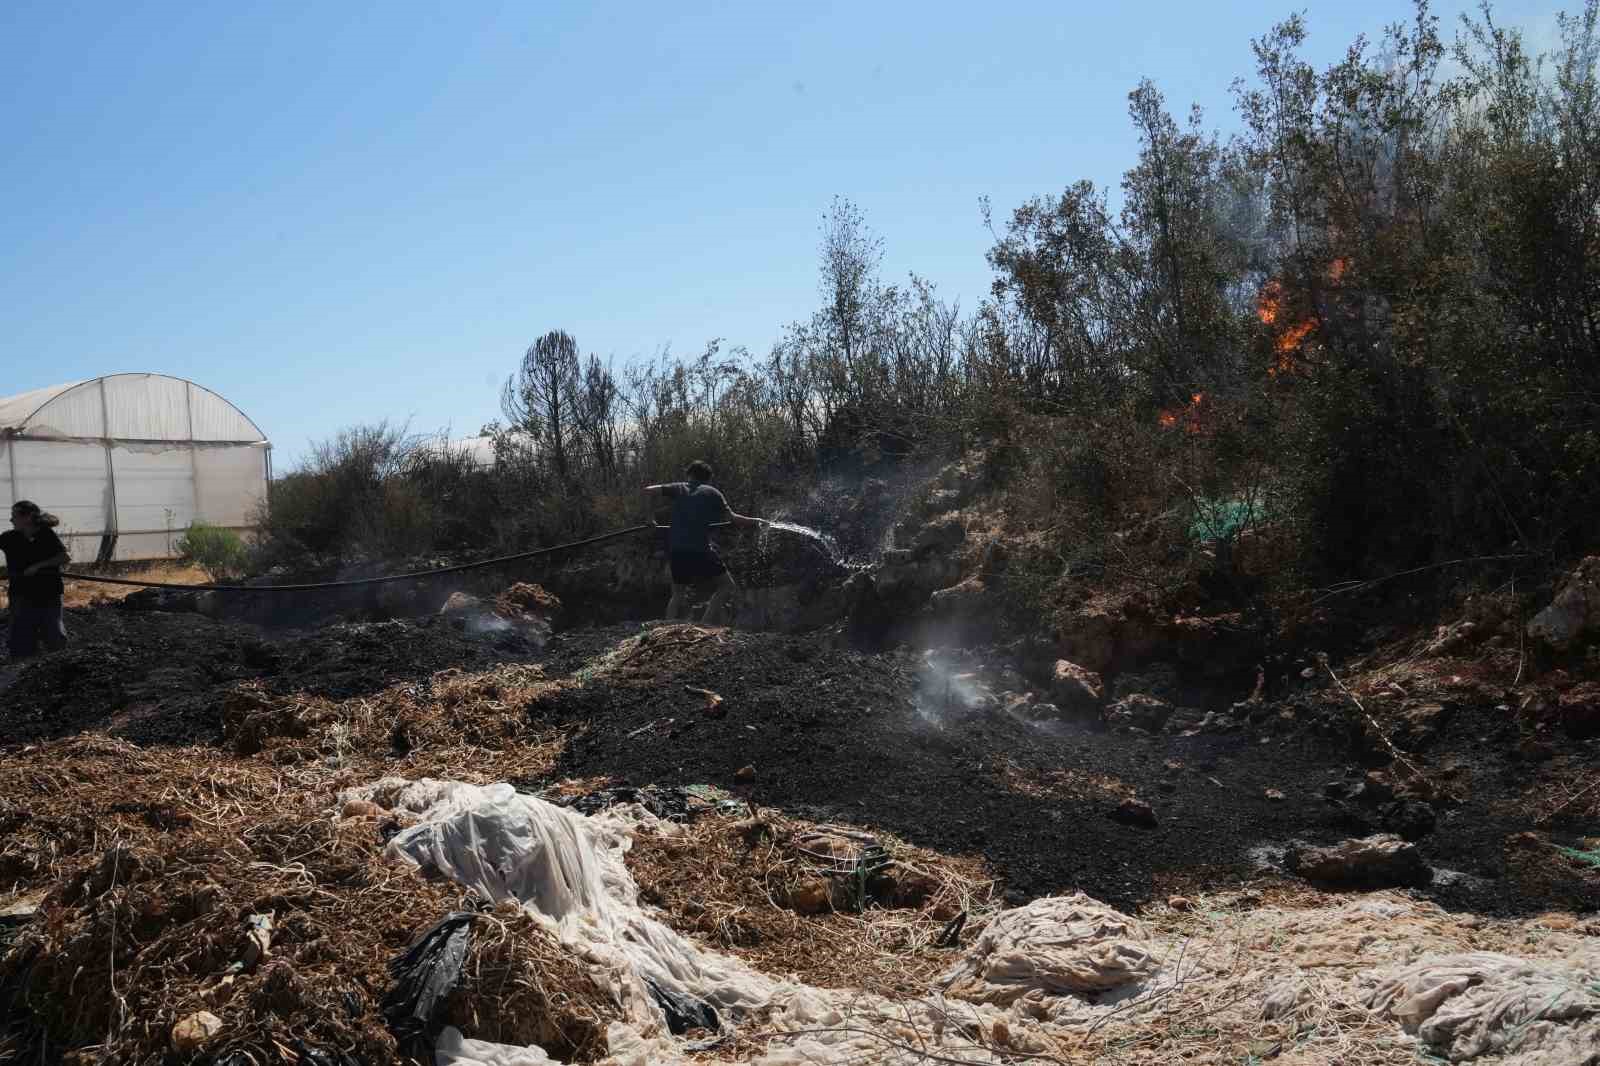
[643,461,768,625]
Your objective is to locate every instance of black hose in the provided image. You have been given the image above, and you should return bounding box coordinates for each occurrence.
[57,523,661,593]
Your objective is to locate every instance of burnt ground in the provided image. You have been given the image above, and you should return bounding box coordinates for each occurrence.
[537,623,1600,917]
[0,604,544,747]
[2,605,1596,919]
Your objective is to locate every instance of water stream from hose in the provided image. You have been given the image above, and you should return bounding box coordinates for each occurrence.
[759,520,847,566]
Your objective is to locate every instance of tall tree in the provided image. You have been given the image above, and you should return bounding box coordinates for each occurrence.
[502,330,582,483]
[1121,80,1241,400]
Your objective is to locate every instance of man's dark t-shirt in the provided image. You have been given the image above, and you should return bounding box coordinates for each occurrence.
[661,482,732,553]
[1,527,68,607]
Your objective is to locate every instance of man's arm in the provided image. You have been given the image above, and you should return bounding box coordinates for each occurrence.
[24,551,68,576]
[712,488,766,530]
[643,483,677,527]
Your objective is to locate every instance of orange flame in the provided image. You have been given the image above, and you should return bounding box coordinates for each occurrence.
[1257,278,1317,376]
[1257,280,1284,326]
[1277,319,1316,352]
[1158,392,1206,432]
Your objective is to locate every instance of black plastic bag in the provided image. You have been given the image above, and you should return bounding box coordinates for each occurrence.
[381,911,477,1056]
[645,977,719,1035]
[291,1039,362,1066]
[563,786,699,822]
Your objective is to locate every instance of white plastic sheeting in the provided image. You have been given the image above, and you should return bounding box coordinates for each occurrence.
[938,894,1159,1008]
[350,779,1049,1066]
[351,779,774,1032]
[1366,951,1600,1063]
[354,778,1600,1066]
[0,374,268,561]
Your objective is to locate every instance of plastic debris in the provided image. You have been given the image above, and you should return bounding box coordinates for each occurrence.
[381,911,477,1054]
[214,912,274,990]
[170,1011,223,1052]
[560,785,711,823]
[646,977,720,1035]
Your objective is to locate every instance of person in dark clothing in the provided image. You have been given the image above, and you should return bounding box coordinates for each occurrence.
[2,500,71,660]
[643,461,767,624]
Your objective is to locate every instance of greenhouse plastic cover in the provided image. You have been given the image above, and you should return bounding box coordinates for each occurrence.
[0,374,266,442]
[0,375,268,560]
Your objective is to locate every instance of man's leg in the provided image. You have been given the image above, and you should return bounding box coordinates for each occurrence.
[703,571,740,626]
[6,606,40,661]
[40,605,67,653]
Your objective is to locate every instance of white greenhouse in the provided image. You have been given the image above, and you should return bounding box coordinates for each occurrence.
[0,374,271,562]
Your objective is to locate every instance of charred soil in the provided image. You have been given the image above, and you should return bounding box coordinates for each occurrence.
[542,623,1600,916]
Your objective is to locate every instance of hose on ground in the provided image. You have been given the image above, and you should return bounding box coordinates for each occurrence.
[56,523,665,593]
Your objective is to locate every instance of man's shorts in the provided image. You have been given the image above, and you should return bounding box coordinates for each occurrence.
[669,549,727,585]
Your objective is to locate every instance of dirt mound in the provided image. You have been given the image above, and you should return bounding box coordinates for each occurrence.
[0,610,539,749]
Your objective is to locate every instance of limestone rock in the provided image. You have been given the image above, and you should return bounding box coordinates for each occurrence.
[439,591,484,616]
[1285,834,1429,888]
[1050,660,1105,715]
[1527,556,1600,650]
[1105,693,1173,732]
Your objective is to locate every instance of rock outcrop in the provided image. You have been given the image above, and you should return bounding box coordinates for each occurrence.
[1286,834,1430,888]
[1527,556,1600,651]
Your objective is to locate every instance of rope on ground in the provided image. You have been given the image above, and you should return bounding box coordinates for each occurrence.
[57,524,658,594]
[1321,655,1426,783]
[1308,553,1541,605]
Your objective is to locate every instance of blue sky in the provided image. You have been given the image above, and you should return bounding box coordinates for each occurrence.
[1,0,1558,464]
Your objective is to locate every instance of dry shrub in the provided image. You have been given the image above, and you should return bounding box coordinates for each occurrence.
[627,811,999,1000]
[447,904,619,1062]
